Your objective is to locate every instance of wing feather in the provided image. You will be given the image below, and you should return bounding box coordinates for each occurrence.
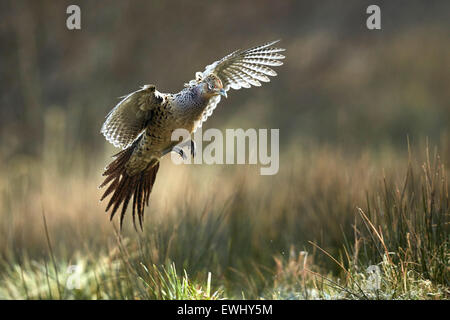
[201,40,285,90]
[189,40,285,130]
[101,85,163,149]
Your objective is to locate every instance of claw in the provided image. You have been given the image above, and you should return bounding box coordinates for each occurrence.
[171,146,187,160]
[162,139,195,160]
[190,140,196,158]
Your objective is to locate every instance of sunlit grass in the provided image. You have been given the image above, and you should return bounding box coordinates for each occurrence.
[0,137,448,299]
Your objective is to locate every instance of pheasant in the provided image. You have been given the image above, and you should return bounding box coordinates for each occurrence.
[100,40,285,229]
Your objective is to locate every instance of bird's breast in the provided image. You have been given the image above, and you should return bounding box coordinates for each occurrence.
[172,89,209,130]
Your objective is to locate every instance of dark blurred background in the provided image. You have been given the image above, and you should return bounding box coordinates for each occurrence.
[1,0,449,161]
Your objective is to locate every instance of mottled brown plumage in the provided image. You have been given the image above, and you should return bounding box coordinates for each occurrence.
[100,40,285,229]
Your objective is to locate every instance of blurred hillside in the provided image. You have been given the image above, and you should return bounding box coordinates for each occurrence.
[0,0,449,160]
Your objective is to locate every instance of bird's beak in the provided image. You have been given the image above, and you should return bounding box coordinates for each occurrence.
[219,88,227,98]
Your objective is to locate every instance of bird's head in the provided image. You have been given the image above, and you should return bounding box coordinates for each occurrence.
[201,74,227,99]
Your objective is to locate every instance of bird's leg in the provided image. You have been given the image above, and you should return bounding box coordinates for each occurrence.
[189,139,196,158]
[169,146,187,160]
[176,139,196,158]
[162,139,195,160]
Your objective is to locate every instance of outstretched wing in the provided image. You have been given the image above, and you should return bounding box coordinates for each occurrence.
[101,84,164,149]
[202,40,285,91]
[191,40,285,131]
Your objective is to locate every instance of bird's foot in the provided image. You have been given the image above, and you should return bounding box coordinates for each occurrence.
[177,139,196,158]
[163,140,196,160]
[171,146,187,160]
[189,140,196,158]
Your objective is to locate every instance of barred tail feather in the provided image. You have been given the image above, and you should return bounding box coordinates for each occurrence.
[99,147,159,230]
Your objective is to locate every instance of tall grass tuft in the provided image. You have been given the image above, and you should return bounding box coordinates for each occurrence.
[354,146,448,288]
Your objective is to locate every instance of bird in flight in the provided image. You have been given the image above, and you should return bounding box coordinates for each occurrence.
[100,40,285,229]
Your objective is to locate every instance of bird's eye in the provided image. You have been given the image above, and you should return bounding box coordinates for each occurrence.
[208,84,213,90]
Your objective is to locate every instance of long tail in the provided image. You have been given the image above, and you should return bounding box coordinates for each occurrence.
[99,146,159,230]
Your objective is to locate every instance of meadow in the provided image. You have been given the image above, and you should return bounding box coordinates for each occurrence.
[0,130,448,299]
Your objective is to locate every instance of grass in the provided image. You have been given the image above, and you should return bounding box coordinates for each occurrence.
[0,138,448,299]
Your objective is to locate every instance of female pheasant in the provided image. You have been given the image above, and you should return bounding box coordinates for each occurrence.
[100,40,285,229]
